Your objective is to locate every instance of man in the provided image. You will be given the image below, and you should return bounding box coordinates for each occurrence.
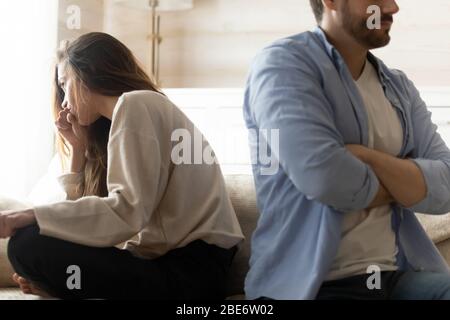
[243,0,450,300]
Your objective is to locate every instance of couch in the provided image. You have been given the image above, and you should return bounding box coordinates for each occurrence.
[1,174,450,300]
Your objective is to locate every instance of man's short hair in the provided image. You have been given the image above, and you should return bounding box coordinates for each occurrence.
[310,0,324,23]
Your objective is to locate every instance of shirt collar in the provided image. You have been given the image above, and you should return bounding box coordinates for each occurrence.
[313,26,391,87]
[313,26,336,59]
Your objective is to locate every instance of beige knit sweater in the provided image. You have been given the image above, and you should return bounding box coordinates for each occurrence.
[34,90,244,259]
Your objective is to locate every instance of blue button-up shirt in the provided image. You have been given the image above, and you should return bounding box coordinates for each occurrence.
[243,26,450,300]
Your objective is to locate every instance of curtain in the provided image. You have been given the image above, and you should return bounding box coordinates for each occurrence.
[0,0,58,201]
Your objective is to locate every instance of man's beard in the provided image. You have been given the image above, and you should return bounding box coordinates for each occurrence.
[342,3,393,49]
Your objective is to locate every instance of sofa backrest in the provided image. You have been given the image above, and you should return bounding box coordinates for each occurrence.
[224,175,259,297]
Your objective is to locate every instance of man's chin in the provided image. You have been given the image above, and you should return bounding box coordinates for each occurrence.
[364,31,391,49]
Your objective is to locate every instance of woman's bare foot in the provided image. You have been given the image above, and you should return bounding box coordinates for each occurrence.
[12,273,52,298]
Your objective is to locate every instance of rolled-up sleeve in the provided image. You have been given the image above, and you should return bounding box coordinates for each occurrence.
[404,77,450,214]
[247,46,380,212]
[57,172,84,201]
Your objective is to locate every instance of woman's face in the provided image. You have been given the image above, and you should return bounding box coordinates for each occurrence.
[57,62,101,126]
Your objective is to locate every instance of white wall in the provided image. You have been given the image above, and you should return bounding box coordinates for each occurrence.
[103,0,151,72]
[157,0,315,88]
[59,0,450,89]
[58,0,104,43]
[374,0,450,88]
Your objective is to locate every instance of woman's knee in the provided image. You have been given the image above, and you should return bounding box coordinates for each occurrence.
[7,224,44,274]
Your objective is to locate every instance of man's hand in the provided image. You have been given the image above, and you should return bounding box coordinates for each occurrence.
[0,209,36,239]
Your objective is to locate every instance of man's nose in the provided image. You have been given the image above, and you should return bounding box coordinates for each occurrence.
[382,0,400,15]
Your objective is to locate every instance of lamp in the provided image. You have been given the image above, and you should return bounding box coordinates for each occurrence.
[114,0,194,85]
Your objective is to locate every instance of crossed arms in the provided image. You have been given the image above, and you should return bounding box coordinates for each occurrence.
[248,48,450,215]
[345,145,427,210]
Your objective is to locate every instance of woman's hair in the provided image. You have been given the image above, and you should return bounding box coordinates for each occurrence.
[53,32,162,197]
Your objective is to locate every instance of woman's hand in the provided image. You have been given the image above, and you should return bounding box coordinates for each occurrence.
[0,209,36,239]
[55,107,88,151]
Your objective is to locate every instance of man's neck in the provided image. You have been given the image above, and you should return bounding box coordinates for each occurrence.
[319,25,368,80]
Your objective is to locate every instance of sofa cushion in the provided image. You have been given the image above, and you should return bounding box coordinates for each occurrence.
[224,175,259,297]
[0,195,33,288]
[0,288,41,300]
[416,213,450,244]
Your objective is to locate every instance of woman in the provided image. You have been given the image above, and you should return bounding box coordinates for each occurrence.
[0,32,244,299]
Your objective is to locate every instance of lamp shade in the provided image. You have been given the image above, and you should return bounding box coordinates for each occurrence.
[115,0,194,12]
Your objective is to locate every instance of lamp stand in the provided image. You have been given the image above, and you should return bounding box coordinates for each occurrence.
[149,0,162,85]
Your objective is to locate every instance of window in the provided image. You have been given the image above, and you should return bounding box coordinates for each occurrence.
[0,0,58,200]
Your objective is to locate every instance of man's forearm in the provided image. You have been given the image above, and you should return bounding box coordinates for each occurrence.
[346,144,427,209]
[363,149,427,208]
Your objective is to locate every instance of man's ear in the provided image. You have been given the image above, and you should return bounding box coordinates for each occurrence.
[322,0,337,11]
